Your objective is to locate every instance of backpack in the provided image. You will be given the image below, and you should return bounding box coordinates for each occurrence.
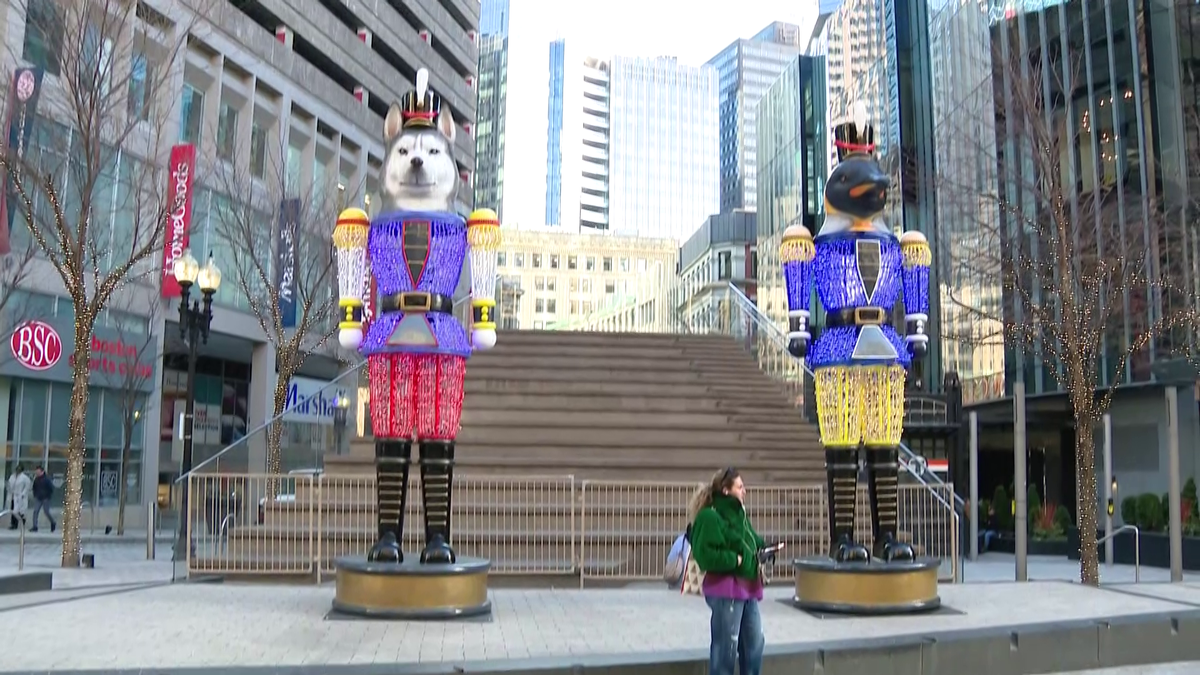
[663,531,690,586]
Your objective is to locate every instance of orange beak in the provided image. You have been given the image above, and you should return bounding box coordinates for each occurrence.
[849,184,875,198]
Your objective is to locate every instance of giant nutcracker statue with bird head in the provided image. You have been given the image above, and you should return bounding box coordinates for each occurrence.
[333,68,500,566]
[780,102,931,565]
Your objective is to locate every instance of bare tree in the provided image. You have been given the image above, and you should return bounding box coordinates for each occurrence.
[102,306,158,535]
[938,33,1199,585]
[0,0,212,565]
[209,139,340,478]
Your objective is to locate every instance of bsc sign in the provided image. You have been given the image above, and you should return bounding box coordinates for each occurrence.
[9,320,62,371]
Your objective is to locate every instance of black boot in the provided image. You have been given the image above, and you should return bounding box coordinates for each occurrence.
[367,440,411,564]
[866,446,915,563]
[418,440,456,564]
[825,448,869,563]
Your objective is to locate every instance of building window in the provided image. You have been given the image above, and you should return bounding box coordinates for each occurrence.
[127,51,151,121]
[570,300,579,314]
[22,0,64,76]
[533,320,544,329]
[718,251,732,280]
[549,254,560,269]
[216,103,238,161]
[179,84,204,145]
[619,257,630,272]
[514,252,524,267]
[581,279,591,293]
[532,253,542,268]
[497,252,506,267]
[749,249,758,279]
[547,299,557,313]
[535,298,545,313]
[586,256,595,271]
[249,123,267,178]
[605,281,615,294]
[602,257,613,272]
[81,23,114,98]
[546,277,556,292]
[568,255,578,270]
[569,278,578,292]
[534,276,545,291]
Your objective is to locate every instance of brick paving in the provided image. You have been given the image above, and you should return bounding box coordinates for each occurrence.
[0,579,1193,671]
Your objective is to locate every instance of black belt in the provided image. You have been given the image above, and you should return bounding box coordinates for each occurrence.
[827,307,888,328]
[378,292,453,314]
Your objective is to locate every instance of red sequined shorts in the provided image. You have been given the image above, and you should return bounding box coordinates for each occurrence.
[368,353,466,440]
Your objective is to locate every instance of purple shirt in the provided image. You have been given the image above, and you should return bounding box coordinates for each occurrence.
[702,572,764,601]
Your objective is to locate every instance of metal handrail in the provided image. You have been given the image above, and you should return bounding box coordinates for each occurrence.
[1098,524,1141,583]
[177,360,369,482]
[0,510,26,570]
[721,283,965,515]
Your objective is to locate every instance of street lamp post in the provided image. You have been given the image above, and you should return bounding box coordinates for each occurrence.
[333,394,350,455]
[172,249,222,562]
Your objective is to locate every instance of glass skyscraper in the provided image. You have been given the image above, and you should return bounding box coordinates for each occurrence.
[756,56,828,329]
[544,48,719,241]
[706,22,803,213]
[545,39,565,226]
[473,0,509,219]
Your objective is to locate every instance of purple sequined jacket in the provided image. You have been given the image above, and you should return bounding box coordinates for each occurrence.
[360,210,471,359]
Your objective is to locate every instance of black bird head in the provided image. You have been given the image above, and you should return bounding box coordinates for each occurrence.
[825,155,891,222]
[824,112,890,226]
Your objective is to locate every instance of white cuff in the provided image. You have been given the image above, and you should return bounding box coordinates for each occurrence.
[788,309,811,319]
[904,313,928,322]
[905,334,929,344]
[787,331,811,342]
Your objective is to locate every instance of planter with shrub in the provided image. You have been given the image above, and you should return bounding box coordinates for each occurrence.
[1068,478,1200,570]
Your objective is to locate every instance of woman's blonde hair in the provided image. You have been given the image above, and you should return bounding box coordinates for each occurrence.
[687,467,741,523]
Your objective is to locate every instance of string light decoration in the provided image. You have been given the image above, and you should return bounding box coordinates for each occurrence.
[334,208,371,349]
[467,208,501,349]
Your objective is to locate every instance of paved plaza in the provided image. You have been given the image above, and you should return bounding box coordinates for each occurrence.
[0,577,1195,671]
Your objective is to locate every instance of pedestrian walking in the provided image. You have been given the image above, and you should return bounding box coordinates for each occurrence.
[6,464,31,530]
[30,466,55,532]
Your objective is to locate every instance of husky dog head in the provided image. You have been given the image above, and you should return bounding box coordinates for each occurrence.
[380,69,459,213]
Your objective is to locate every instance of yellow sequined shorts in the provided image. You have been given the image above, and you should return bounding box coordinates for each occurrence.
[814,364,906,448]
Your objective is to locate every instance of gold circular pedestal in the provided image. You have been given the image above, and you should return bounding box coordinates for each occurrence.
[792,557,941,615]
[333,556,491,620]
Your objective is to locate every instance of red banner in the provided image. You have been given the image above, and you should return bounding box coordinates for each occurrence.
[161,144,196,298]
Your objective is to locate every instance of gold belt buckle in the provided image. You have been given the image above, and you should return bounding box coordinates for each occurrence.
[854,307,885,325]
[399,292,433,312]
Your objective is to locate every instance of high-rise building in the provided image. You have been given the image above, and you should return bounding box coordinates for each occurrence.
[545,39,566,226]
[1,0,479,525]
[474,0,510,218]
[755,56,827,331]
[706,22,803,213]
[544,45,719,241]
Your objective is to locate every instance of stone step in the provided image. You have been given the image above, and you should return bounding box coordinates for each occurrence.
[467,367,724,385]
[464,378,794,402]
[468,355,766,373]
[492,331,748,349]
[451,426,815,447]
[322,455,829,484]
[341,443,823,467]
[459,408,812,432]
[471,344,761,362]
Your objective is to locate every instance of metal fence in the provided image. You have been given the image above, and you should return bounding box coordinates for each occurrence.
[185,473,960,584]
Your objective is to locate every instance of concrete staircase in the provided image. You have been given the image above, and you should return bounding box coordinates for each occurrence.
[210,331,943,581]
[326,330,826,483]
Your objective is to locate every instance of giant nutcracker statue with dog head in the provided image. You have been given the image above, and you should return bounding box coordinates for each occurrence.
[333,68,499,565]
[781,102,931,564]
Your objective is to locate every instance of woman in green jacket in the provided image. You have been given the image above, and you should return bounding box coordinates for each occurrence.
[688,467,779,675]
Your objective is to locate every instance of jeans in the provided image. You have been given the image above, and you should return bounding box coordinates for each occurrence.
[32,499,54,529]
[982,529,997,552]
[705,596,764,675]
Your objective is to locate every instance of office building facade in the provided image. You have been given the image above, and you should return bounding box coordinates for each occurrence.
[544,46,719,241]
[495,229,677,331]
[706,22,803,213]
[674,211,758,331]
[756,56,827,330]
[0,0,478,527]
[474,0,509,218]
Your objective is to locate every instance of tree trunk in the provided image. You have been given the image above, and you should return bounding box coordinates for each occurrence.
[115,435,131,536]
[1074,410,1101,586]
[267,370,291,475]
[61,322,94,568]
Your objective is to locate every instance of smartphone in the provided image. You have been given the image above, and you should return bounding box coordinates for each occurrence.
[761,542,785,553]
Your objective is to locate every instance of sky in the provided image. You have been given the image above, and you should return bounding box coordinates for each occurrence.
[498,0,820,229]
